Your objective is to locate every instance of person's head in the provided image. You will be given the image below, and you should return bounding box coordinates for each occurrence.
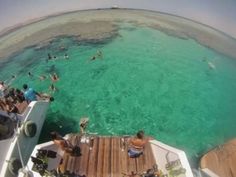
[23,84,28,90]
[9,88,15,95]
[15,89,21,94]
[137,130,144,139]
[50,131,60,140]
[0,81,4,85]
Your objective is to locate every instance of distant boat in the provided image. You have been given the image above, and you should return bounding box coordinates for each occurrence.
[111,5,119,9]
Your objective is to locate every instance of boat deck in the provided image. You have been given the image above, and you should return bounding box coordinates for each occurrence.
[60,135,156,177]
[200,138,236,177]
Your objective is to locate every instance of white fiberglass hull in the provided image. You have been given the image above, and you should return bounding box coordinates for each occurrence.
[0,101,49,177]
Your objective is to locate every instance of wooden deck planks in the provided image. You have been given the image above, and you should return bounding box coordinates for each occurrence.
[87,137,99,177]
[60,135,156,177]
[78,141,90,175]
[143,142,156,170]
[102,137,111,176]
[60,152,69,174]
[111,137,120,177]
[96,137,105,177]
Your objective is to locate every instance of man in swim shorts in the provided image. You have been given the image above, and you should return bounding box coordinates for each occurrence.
[128,130,149,158]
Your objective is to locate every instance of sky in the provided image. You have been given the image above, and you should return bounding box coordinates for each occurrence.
[0,0,236,38]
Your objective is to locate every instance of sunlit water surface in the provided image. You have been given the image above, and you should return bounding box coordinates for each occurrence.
[1,23,236,166]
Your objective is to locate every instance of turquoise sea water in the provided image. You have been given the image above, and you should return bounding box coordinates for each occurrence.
[1,23,236,166]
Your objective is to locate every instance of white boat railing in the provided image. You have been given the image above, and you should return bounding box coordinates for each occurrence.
[0,100,49,177]
[149,139,194,177]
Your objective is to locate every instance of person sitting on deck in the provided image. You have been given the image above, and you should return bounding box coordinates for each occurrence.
[0,81,9,98]
[0,98,19,114]
[128,130,148,158]
[50,131,81,156]
[14,89,25,103]
[23,84,41,103]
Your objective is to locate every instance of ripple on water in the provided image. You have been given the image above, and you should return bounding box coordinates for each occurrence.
[1,23,236,167]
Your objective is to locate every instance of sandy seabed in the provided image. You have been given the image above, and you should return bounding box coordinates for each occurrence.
[0,9,236,60]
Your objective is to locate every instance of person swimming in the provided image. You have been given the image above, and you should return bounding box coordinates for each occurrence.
[50,73,59,82]
[49,83,57,92]
[97,50,103,58]
[48,53,52,60]
[202,57,216,70]
[38,75,47,81]
[28,72,33,77]
[90,50,103,61]
[208,62,216,70]
[64,53,69,59]
[90,56,96,61]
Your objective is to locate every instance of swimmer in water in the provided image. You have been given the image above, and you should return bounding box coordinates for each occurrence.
[38,75,47,81]
[90,50,103,61]
[64,53,69,59]
[208,62,216,70]
[28,72,33,77]
[50,73,59,82]
[49,83,57,92]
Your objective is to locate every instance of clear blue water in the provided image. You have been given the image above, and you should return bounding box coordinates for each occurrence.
[1,23,236,166]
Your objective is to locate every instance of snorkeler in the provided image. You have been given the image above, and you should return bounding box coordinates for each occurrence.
[64,53,69,59]
[50,73,59,82]
[202,57,216,70]
[38,75,47,81]
[49,83,57,92]
[97,50,103,58]
[208,62,216,70]
[90,50,103,61]
[90,56,96,61]
[28,72,33,77]
[48,53,52,60]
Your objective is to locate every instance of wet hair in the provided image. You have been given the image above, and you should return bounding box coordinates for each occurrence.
[23,84,28,90]
[137,130,144,139]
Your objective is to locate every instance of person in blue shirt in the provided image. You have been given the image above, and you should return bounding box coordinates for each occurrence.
[23,84,41,103]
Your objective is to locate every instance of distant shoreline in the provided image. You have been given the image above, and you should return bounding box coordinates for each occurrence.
[1,8,235,41]
[0,9,236,60]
